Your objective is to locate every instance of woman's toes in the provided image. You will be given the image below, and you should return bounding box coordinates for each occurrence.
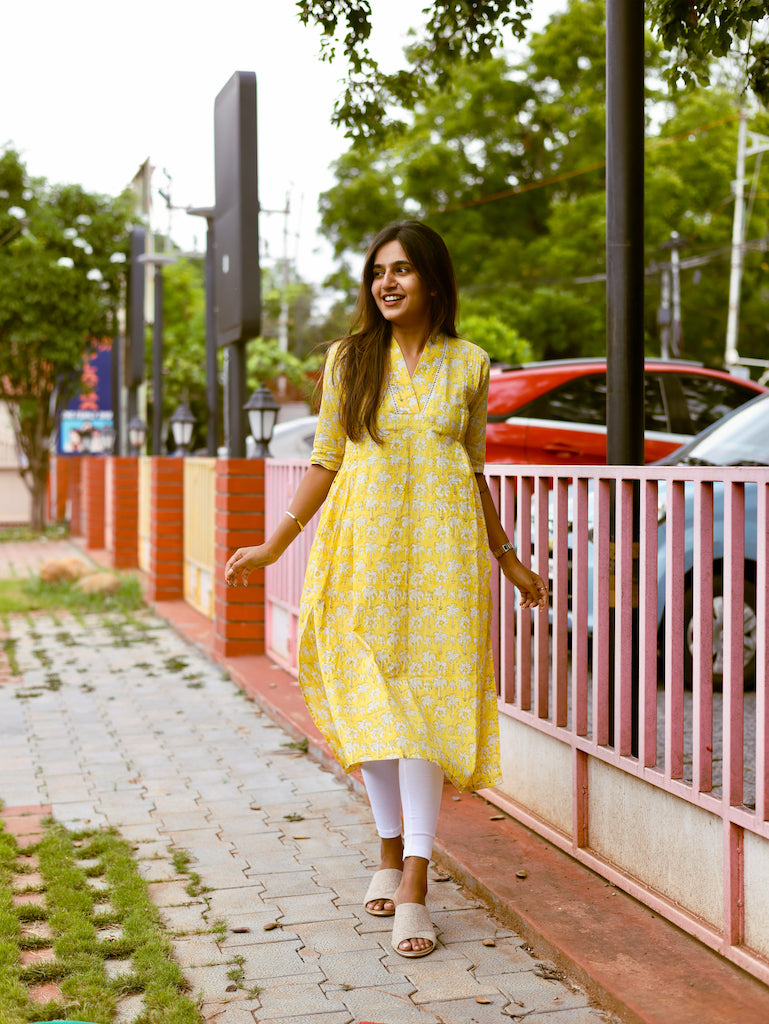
[399,936,431,953]
[367,898,394,913]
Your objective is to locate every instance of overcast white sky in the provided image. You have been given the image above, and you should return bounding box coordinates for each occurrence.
[2,0,564,289]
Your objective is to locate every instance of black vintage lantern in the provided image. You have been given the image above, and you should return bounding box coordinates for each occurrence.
[244,385,279,458]
[169,399,196,456]
[100,422,116,455]
[127,416,148,456]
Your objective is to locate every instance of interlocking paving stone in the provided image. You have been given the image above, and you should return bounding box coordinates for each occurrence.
[450,937,538,974]
[159,903,210,933]
[171,934,230,968]
[338,985,440,1024]
[136,858,180,882]
[480,969,590,1011]
[239,939,326,982]
[198,1005,262,1024]
[315,947,396,988]
[430,908,517,943]
[296,854,370,880]
[254,870,333,898]
[204,885,266,917]
[217,915,301,945]
[147,880,205,906]
[293,918,383,955]
[262,892,355,925]
[393,956,504,1004]
[249,979,348,1019]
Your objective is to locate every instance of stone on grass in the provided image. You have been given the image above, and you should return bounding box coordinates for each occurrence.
[76,572,121,596]
[40,557,91,583]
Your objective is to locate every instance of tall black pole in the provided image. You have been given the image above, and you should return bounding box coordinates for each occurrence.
[228,340,248,457]
[152,263,164,456]
[111,326,122,455]
[606,1,645,755]
[188,207,219,455]
[606,0,645,466]
[205,218,219,455]
[127,226,147,449]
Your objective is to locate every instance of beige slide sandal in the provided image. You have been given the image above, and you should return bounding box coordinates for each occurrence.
[363,868,402,916]
[390,902,436,958]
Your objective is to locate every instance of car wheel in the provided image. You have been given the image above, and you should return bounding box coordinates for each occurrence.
[683,575,757,691]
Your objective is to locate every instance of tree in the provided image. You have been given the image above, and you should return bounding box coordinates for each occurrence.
[647,1,769,102]
[0,148,132,529]
[296,0,533,139]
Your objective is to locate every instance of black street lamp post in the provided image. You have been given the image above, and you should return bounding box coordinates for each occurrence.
[138,251,177,454]
[187,206,218,456]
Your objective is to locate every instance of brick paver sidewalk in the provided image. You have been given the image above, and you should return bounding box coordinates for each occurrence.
[1,607,615,1024]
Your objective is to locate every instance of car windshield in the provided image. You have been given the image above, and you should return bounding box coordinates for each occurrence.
[675,396,769,467]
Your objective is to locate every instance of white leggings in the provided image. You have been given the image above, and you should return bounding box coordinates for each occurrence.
[360,758,444,862]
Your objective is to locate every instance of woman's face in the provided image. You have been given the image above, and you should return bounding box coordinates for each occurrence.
[370,239,431,334]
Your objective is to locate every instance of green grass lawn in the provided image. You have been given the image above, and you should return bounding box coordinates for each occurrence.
[0,575,144,618]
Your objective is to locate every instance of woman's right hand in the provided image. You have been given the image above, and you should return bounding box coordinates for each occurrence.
[225,544,276,587]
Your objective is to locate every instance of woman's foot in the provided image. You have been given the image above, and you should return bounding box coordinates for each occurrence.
[393,855,433,955]
[365,836,404,915]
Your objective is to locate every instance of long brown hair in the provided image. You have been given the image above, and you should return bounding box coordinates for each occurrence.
[330,220,459,444]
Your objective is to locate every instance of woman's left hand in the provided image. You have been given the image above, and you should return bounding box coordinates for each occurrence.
[500,554,548,610]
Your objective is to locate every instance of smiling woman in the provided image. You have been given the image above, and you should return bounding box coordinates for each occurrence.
[225,219,548,959]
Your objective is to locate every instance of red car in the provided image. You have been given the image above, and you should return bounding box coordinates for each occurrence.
[485,358,768,465]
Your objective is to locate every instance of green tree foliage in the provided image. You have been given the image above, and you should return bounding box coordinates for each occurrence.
[0,148,131,528]
[296,0,533,139]
[648,1,769,101]
[458,313,532,365]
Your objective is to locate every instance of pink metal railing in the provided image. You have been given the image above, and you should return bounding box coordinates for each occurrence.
[264,460,319,672]
[265,458,769,980]
[485,464,769,982]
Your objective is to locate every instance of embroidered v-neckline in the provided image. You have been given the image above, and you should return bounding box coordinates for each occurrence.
[388,336,446,415]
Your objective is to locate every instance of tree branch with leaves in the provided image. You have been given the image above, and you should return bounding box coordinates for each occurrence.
[295,0,532,138]
[647,1,769,99]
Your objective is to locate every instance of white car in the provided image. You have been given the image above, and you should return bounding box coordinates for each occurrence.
[246,415,318,459]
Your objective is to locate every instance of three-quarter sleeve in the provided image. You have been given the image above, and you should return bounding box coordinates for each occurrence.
[311,342,347,471]
[464,350,490,472]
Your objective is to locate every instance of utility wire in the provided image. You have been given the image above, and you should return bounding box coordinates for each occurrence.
[433,113,743,214]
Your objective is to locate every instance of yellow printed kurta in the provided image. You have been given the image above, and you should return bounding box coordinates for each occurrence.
[297,335,501,792]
